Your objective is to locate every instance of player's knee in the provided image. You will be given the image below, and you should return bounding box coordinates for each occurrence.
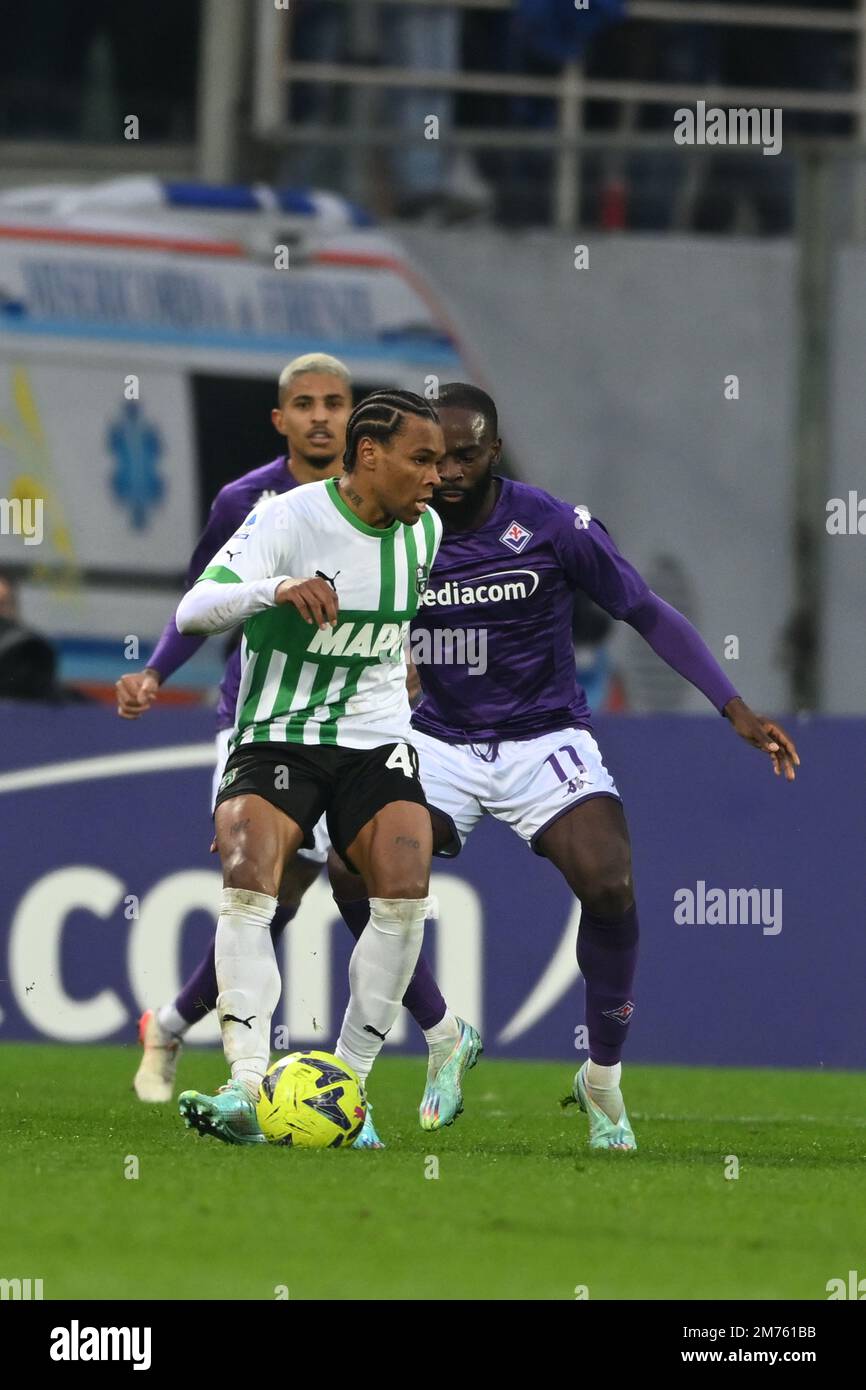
[582,866,634,919]
[367,873,429,901]
[369,893,437,927]
[222,851,278,898]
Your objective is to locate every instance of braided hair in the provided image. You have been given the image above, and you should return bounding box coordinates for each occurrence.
[343,390,439,471]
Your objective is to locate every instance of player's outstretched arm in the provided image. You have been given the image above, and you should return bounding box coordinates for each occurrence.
[115,486,245,717]
[624,595,800,781]
[177,575,338,634]
[562,511,800,782]
[720,696,800,781]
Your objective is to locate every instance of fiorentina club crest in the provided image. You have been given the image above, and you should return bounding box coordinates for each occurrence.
[602,1001,635,1025]
[499,520,533,554]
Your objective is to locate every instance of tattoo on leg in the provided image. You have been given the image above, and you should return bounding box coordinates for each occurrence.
[228,818,251,836]
[395,835,420,849]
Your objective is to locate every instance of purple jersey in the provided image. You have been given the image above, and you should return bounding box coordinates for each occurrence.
[148,456,297,729]
[410,477,652,743]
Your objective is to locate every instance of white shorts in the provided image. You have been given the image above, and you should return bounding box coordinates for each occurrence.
[410,725,621,855]
[212,730,331,864]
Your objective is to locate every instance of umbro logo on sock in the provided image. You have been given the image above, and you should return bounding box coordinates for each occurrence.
[222,1013,255,1029]
[363,1024,391,1042]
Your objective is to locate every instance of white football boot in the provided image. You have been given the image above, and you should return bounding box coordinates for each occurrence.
[133,1008,183,1103]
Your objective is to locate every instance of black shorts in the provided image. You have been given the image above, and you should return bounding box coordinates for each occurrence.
[214,739,429,867]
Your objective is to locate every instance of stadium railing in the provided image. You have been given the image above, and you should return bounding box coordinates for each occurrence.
[248,0,866,231]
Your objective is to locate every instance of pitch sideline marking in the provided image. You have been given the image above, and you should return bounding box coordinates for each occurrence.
[0,744,215,795]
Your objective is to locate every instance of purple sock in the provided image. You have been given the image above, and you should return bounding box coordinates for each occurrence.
[576,903,639,1066]
[334,896,447,1032]
[175,904,297,1025]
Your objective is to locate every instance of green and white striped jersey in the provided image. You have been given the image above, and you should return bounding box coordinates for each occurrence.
[197,478,442,751]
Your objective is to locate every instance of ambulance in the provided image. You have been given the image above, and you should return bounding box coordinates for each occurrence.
[0,178,471,693]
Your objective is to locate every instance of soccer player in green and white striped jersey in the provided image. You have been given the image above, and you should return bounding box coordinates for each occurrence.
[173,391,445,1145]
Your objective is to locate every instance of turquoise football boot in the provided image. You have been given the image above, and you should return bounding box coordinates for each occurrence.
[353,1102,385,1149]
[561,1061,637,1152]
[178,1079,267,1146]
[419,1018,483,1131]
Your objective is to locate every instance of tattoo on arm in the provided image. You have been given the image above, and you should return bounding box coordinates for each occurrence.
[395,835,421,849]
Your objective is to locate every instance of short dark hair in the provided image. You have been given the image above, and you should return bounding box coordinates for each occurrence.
[437,382,498,437]
[343,390,440,471]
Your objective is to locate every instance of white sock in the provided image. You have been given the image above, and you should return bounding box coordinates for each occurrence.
[585,1059,624,1123]
[335,896,434,1083]
[586,1060,621,1089]
[156,1004,188,1040]
[215,887,281,1099]
[423,1009,460,1072]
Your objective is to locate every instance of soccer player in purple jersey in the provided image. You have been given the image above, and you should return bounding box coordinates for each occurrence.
[118,359,466,1137]
[339,382,800,1149]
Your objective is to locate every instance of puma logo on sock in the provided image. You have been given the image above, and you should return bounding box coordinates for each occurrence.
[222,1013,255,1029]
[363,1024,391,1042]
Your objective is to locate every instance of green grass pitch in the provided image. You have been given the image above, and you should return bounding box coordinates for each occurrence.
[2,1044,864,1301]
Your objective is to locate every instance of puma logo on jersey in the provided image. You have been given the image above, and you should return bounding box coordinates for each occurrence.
[307,619,404,660]
[315,569,341,591]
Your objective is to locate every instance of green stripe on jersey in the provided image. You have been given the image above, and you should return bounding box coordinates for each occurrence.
[378,528,396,612]
[420,508,436,562]
[234,603,407,747]
[317,661,367,746]
[198,564,241,584]
[403,523,418,612]
[284,657,341,743]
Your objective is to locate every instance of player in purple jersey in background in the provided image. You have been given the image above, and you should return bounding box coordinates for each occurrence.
[117,358,464,1137]
[337,383,800,1150]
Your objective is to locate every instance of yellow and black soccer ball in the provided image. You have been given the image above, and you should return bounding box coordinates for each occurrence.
[257,1051,366,1148]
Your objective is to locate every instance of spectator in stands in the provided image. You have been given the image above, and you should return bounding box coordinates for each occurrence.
[282,0,350,193]
[387,3,491,220]
[0,571,86,703]
[464,0,627,225]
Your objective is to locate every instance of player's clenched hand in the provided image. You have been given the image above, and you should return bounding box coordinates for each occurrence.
[723,697,800,781]
[275,577,338,630]
[115,669,160,719]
